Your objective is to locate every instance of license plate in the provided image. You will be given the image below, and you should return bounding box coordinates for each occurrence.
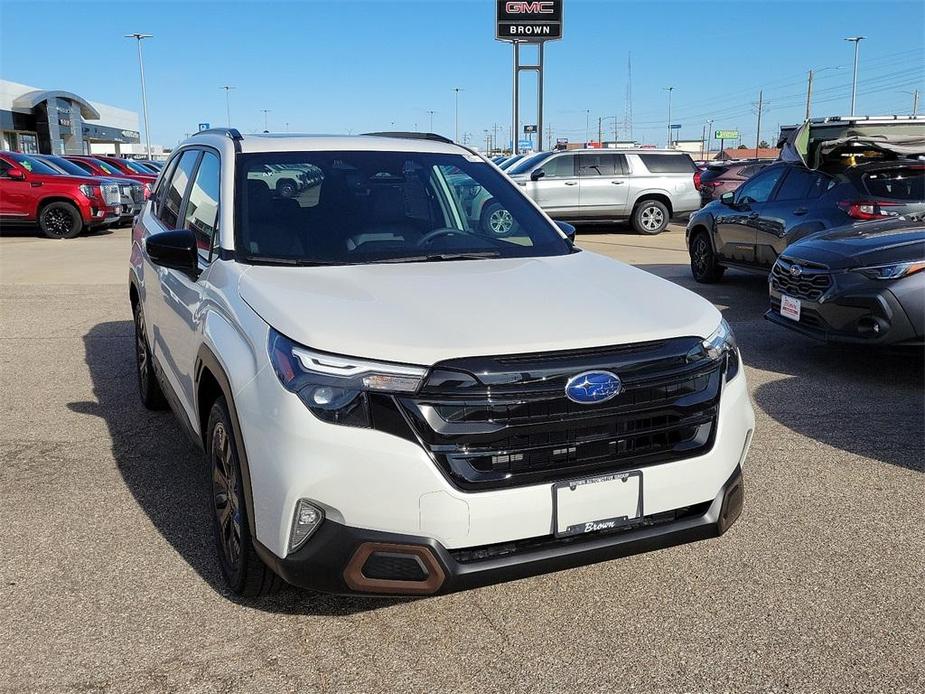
[780,294,801,321]
[553,471,643,538]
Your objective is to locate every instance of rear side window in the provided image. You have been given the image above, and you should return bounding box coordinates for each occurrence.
[158,150,200,229]
[638,153,696,173]
[863,168,925,200]
[578,153,627,176]
[774,167,831,201]
[67,159,95,175]
[182,151,220,257]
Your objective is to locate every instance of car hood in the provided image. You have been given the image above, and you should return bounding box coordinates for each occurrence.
[238,251,722,365]
[783,220,925,269]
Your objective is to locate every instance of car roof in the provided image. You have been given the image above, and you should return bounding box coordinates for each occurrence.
[189,132,472,156]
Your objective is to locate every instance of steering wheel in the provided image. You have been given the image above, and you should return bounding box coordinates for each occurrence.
[417,228,469,247]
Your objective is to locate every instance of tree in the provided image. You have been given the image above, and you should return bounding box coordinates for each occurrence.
[758,140,770,148]
[736,144,749,149]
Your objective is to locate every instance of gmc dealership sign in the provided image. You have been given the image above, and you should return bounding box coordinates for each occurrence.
[496,0,563,42]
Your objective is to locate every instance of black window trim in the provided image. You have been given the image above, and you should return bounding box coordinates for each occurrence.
[178,147,222,264]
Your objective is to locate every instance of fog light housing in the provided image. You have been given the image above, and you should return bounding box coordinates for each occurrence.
[288,499,323,553]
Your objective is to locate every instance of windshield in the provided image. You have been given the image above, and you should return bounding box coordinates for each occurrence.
[507,152,551,175]
[10,153,61,175]
[44,156,93,176]
[236,150,572,265]
[498,154,524,170]
[90,158,122,175]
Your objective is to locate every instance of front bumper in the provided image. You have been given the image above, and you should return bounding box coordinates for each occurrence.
[767,275,923,346]
[258,465,744,596]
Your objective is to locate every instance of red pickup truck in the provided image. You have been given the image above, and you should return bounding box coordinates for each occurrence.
[0,152,123,239]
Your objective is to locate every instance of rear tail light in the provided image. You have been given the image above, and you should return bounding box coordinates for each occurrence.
[143,183,152,200]
[837,200,901,220]
[693,170,703,190]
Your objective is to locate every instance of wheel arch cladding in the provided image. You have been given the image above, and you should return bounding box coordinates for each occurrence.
[39,196,82,219]
[633,193,672,216]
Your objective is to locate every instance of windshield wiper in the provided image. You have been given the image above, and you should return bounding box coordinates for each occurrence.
[246,256,341,267]
[368,251,502,264]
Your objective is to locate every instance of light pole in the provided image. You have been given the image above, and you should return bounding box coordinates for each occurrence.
[805,66,842,120]
[901,90,920,116]
[453,88,462,142]
[844,37,865,116]
[221,86,235,127]
[704,119,713,159]
[260,109,271,132]
[584,109,590,145]
[663,87,674,148]
[426,110,436,132]
[125,33,153,159]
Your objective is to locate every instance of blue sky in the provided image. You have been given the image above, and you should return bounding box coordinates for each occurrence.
[1,0,923,149]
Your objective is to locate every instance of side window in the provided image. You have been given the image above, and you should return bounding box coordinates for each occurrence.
[0,159,11,178]
[736,167,786,204]
[69,159,94,175]
[774,167,818,201]
[182,151,221,260]
[613,153,628,175]
[578,153,616,177]
[542,155,575,178]
[153,155,180,214]
[157,150,200,229]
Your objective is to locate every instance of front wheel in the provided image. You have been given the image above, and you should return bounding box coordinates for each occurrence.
[632,200,669,235]
[208,396,281,597]
[689,231,726,283]
[38,201,82,239]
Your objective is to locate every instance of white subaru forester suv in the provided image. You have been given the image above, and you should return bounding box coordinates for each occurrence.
[130,129,754,597]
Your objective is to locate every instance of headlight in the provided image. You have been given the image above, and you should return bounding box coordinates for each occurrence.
[78,184,98,198]
[855,261,925,280]
[700,319,739,381]
[268,328,427,427]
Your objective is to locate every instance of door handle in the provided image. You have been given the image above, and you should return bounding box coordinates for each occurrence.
[611,180,624,185]
[793,208,808,215]
[564,181,577,186]
[747,212,759,219]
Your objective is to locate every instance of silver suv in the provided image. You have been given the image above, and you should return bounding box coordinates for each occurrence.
[508,149,701,234]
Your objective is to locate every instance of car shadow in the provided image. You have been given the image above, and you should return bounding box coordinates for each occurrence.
[638,263,925,472]
[69,320,407,614]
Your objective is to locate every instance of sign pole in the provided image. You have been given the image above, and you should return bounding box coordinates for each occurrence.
[512,42,520,154]
[537,41,544,151]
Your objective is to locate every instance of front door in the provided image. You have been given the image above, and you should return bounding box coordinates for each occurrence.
[713,165,787,265]
[577,152,630,218]
[527,153,579,217]
[0,158,32,218]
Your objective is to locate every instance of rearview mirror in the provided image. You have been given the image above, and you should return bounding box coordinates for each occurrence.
[720,191,735,206]
[7,169,25,181]
[145,229,200,278]
[530,168,546,181]
[555,220,576,245]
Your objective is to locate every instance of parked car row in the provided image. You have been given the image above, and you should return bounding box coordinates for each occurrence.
[0,152,158,238]
[686,116,925,346]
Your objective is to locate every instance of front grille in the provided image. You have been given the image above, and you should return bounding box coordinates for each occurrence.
[398,337,724,491]
[771,256,832,302]
[129,185,144,204]
[101,183,121,206]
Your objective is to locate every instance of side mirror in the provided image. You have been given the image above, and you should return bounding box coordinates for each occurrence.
[145,229,200,278]
[530,168,546,181]
[7,169,26,181]
[720,191,736,206]
[556,220,576,244]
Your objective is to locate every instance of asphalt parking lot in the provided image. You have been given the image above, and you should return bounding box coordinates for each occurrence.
[1,223,922,694]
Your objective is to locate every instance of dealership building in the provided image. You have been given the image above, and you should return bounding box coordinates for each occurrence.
[0,78,163,157]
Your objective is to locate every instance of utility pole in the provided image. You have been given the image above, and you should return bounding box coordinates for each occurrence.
[754,90,764,159]
[845,36,865,116]
[700,123,707,160]
[585,109,590,145]
[598,117,602,146]
[453,88,462,142]
[805,69,814,121]
[260,109,271,132]
[125,33,153,159]
[902,89,920,116]
[546,124,552,150]
[663,87,674,148]
[221,86,235,127]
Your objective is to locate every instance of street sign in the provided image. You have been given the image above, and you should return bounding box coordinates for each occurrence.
[556,137,568,144]
[670,124,682,130]
[715,129,739,139]
[524,124,538,133]
[198,123,210,132]
[496,0,563,42]
[518,139,533,149]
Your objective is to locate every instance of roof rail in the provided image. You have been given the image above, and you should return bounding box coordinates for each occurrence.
[362,131,455,145]
[192,127,244,141]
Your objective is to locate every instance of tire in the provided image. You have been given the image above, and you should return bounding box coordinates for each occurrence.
[479,201,516,236]
[38,201,82,239]
[632,199,670,235]
[207,396,281,597]
[276,179,297,198]
[689,230,726,283]
[133,301,167,410]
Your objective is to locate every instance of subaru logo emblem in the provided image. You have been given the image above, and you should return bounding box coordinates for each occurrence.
[565,371,622,405]
[790,264,803,277]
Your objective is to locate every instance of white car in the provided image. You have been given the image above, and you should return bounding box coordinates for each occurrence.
[129,129,754,597]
